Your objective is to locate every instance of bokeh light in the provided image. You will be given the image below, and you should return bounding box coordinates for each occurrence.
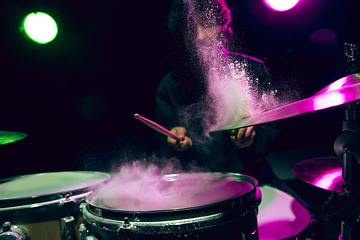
[263,0,300,12]
[24,12,58,44]
[308,28,339,56]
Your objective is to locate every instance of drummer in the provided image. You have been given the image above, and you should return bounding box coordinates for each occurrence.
[155,0,281,184]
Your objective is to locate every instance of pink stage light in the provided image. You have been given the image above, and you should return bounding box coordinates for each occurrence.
[263,0,300,12]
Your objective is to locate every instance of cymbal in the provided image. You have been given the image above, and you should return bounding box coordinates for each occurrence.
[214,73,360,131]
[313,73,360,96]
[292,157,344,193]
[0,131,28,145]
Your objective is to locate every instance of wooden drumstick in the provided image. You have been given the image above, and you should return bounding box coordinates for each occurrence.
[134,113,183,141]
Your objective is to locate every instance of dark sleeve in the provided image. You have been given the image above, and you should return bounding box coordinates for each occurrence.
[236,122,281,182]
[253,122,280,155]
[234,122,280,161]
[252,61,282,155]
[154,73,208,165]
[154,74,184,160]
[231,56,281,156]
[155,75,177,130]
[154,74,178,152]
[236,58,282,179]
[154,84,170,158]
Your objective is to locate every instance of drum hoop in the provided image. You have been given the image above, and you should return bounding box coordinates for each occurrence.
[0,187,92,208]
[0,171,110,216]
[0,171,110,200]
[0,191,93,216]
[82,193,262,234]
[0,196,65,216]
[85,172,259,224]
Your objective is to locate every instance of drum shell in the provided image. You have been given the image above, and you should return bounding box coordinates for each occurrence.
[0,201,83,240]
[0,171,110,240]
[82,173,262,240]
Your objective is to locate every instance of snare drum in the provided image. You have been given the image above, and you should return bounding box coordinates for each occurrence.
[0,171,110,240]
[81,172,261,240]
[257,185,311,240]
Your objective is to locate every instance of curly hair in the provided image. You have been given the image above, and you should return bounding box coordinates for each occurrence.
[167,0,233,51]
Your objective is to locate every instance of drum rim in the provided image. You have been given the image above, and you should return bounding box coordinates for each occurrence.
[0,171,110,214]
[82,197,262,234]
[82,173,261,234]
[85,172,259,222]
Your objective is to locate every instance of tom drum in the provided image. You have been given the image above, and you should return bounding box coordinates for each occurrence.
[0,171,110,240]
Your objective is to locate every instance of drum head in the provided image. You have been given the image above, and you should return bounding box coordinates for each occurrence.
[0,171,110,201]
[257,185,311,240]
[88,172,256,212]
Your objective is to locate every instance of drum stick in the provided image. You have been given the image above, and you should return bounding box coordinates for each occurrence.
[134,113,183,141]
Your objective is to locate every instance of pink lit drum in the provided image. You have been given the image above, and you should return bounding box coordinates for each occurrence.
[257,185,312,240]
[0,171,110,240]
[81,172,261,240]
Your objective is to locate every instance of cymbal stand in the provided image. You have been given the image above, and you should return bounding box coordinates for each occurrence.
[324,43,360,240]
[333,101,360,240]
[344,43,358,75]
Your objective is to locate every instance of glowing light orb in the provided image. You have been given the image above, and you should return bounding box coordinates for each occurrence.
[263,0,300,12]
[24,12,58,44]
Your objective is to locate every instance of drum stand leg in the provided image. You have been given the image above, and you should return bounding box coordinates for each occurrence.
[340,221,360,240]
[337,149,360,240]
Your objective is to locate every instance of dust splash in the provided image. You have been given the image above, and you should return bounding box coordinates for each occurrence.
[181,0,294,137]
[89,160,252,211]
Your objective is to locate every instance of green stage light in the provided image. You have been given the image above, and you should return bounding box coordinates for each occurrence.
[24,12,58,44]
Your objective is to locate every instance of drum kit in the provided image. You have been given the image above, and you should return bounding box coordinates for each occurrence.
[0,44,359,240]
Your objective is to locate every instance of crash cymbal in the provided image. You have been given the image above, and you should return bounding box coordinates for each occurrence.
[0,131,27,145]
[214,73,360,131]
[292,157,344,193]
[313,73,360,96]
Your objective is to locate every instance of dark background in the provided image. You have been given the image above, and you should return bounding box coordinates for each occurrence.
[0,0,359,178]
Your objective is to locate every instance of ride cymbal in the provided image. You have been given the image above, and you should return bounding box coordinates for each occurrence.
[0,131,27,145]
[214,73,360,131]
[292,157,344,193]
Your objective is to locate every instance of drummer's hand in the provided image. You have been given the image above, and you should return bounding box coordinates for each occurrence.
[230,126,256,149]
[168,127,192,152]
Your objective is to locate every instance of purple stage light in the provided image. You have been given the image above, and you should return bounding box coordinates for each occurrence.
[263,0,299,12]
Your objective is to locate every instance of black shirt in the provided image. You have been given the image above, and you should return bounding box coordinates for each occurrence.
[155,50,280,181]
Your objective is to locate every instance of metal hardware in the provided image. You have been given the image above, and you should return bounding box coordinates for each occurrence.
[0,222,30,240]
[79,223,98,240]
[60,216,76,240]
